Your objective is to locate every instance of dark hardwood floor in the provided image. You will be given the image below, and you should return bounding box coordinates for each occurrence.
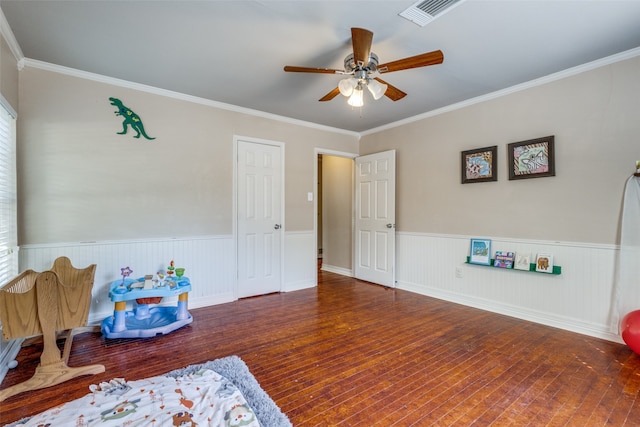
[2,267,640,426]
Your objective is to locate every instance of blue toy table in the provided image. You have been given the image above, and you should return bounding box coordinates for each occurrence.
[101,276,193,339]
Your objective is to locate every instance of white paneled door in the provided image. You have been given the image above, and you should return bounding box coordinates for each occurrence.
[237,140,283,298]
[355,150,396,287]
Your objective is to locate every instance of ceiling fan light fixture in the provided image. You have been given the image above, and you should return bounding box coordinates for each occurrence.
[367,79,388,100]
[347,85,364,107]
[284,27,443,105]
[338,78,357,97]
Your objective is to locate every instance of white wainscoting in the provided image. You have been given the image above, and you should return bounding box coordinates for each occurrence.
[19,236,238,325]
[11,232,620,375]
[396,232,621,343]
[18,232,318,324]
[1,232,317,384]
[283,231,317,292]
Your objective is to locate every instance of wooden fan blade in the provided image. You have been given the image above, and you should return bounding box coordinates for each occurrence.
[374,77,407,101]
[284,66,344,74]
[319,87,341,102]
[351,27,373,66]
[378,50,444,73]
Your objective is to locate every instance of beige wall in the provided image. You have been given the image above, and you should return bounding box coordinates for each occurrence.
[361,55,640,245]
[321,155,353,270]
[9,46,640,343]
[13,54,640,248]
[17,67,358,244]
[0,33,18,113]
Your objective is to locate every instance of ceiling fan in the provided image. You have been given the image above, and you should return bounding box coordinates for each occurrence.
[283,27,444,107]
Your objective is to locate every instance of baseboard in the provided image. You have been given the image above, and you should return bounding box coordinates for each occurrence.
[398,279,622,344]
[320,264,353,277]
[282,279,316,292]
[0,338,23,385]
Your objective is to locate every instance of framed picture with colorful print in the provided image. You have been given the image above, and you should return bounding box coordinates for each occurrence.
[508,135,555,180]
[461,146,498,184]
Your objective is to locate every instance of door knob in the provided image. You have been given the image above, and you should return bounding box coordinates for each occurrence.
[274,224,281,229]
[386,223,395,228]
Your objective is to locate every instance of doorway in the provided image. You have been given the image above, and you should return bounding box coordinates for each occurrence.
[315,150,356,277]
[315,149,396,287]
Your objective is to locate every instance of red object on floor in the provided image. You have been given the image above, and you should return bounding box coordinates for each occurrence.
[621,310,640,354]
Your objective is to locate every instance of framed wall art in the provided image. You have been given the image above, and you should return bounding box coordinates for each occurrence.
[461,145,498,184]
[469,238,492,265]
[507,135,555,180]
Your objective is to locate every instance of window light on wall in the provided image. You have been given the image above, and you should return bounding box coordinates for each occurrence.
[0,96,18,285]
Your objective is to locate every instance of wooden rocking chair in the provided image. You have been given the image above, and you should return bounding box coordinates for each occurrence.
[0,257,105,402]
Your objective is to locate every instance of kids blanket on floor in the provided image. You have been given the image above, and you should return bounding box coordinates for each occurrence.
[10,368,259,426]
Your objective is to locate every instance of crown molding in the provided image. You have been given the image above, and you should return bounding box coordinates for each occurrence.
[361,46,640,136]
[20,57,360,139]
[14,38,640,140]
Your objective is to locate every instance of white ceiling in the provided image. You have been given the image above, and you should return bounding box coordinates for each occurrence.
[2,0,640,133]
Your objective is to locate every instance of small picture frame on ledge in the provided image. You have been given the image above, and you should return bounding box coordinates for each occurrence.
[469,238,492,265]
[514,252,532,271]
[535,253,554,273]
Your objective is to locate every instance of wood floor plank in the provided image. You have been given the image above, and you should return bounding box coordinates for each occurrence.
[2,267,640,426]
[605,355,640,424]
[487,363,565,425]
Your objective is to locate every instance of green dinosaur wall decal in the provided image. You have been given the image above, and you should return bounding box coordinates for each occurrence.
[109,97,156,140]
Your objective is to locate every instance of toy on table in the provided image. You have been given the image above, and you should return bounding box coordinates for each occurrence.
[101,264,192,339]
[143,274,154,290]
[115,266,133,294]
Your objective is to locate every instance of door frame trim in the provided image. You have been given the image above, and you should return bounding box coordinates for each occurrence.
[313,148,358,285]
[233,135,286,299]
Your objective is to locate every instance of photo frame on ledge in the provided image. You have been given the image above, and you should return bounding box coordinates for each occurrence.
[461,146,498,184]
[469,238,492,266]
[508,135,555,180]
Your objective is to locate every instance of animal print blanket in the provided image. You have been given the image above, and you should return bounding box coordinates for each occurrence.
[10,368,260,426]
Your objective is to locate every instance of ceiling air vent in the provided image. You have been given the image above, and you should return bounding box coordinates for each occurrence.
[399,0,465,27]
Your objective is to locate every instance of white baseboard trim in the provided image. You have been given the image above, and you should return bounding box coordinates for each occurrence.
[283,279,316,293]
[321,264,353,277]
[185,293,237,310]
[398,280,622,344]
[0,338,23,385]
